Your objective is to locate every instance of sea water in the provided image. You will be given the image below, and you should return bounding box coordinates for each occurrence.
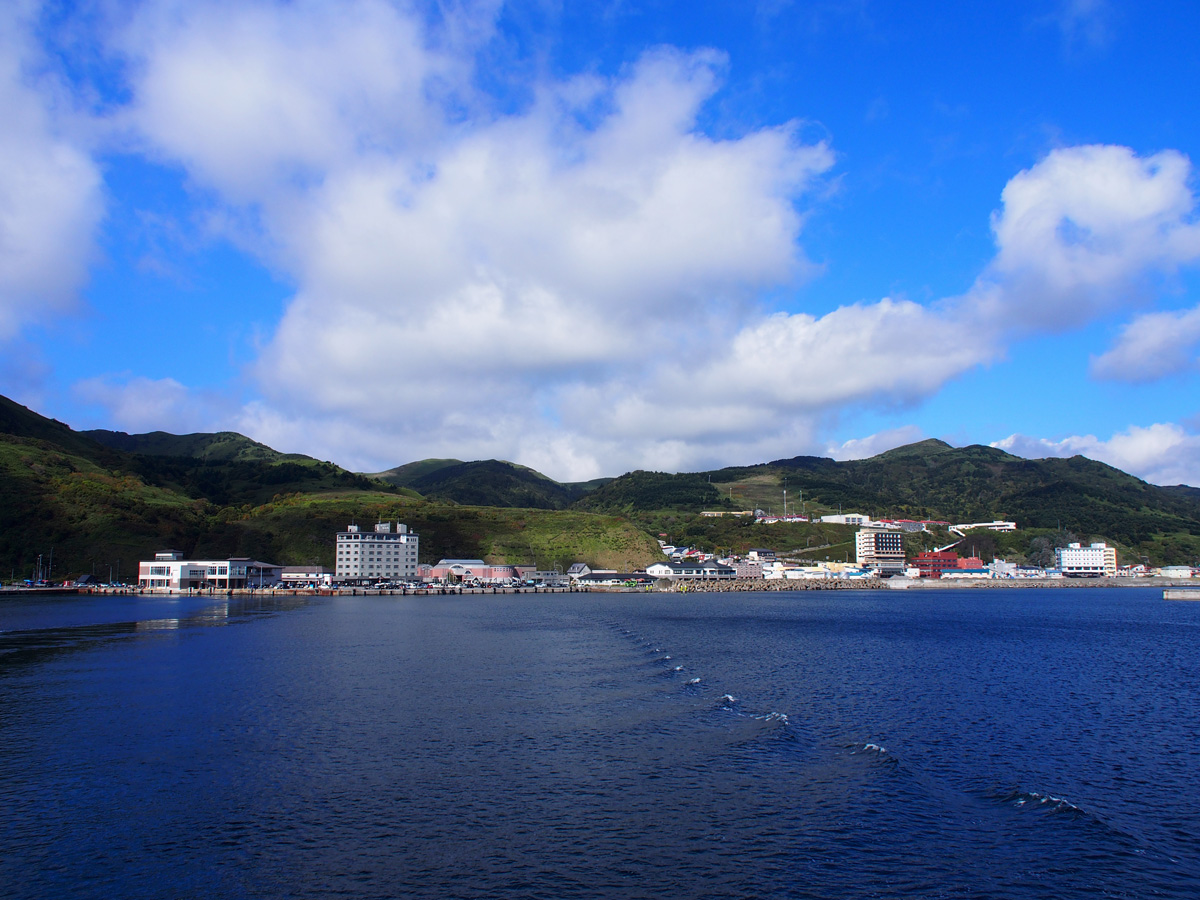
[2,587,1198,898]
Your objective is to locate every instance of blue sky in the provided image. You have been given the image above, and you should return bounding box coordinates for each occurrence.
[3,0,1200,485]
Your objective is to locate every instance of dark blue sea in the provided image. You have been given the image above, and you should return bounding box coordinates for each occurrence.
[2,587,1199,898]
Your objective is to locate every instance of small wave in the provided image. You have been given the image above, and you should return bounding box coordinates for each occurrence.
[685,677,701,685]
[719,694,737,705]
[1000,789,1084,815]
[672,665,684,672]
[751,711,789,724]
[862,742,888,755]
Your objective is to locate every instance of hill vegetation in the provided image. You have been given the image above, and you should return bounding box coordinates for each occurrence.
[3,392,1199,577]
[0,396,658,580]
[573,438,1200,565]
[372,458,609,509]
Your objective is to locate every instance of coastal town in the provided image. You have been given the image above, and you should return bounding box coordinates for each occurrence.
[108,516,1197,594]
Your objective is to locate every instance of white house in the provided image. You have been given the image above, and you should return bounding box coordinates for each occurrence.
[281,566,333,587]
[646,560,737,580]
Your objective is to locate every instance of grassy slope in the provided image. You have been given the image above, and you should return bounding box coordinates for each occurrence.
[195,493,662,571]
[0,432,209,580]
[369,458,464,485]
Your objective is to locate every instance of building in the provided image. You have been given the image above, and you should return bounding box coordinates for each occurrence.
[645,560,737,580]
[280,566,333,587]
[1158,566,1195,579]
[735,560,764,579]
[820,513,870,526]
[855,528,906,576]
[912,551,959,578]
[335,522,420,583]
[421,560,519,583]
[138,551,282,590]
[1055,542,1117,578]
[576,572,655,586]
[990,559,1045,579]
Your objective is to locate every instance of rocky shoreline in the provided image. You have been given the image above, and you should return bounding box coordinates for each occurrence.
[664,576,1196,593]
[667,577,885,592]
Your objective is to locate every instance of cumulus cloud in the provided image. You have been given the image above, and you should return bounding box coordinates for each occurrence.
[0,2,104,341]
[993,423,1200,487]
[967,145,1200,332]
[67,2,1200,480]
[1090,306,1200,382]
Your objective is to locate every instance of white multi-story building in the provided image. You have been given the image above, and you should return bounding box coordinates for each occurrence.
[138,551,281,590]
[855,527,906,575]
[820,513,870,526]
[335,522,419,582]
[1055,542,1117,578]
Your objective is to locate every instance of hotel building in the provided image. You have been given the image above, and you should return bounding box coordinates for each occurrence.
[335,522,420,582]
[855,527,906,575]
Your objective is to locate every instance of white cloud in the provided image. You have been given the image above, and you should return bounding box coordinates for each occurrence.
[1090,306,1200,382]
[968,145,1200,332]
[993,423,1200,486]
[0,2,103,341]
[73,375,210,435]
[111,2,838,476]
[828,425,925,461]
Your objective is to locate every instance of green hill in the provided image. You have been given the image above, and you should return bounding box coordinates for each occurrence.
[5,391,1199,576]
[573,439,1200,565]
[572,470,732,515]
[372,458,610,509]
[85,429,310,463]
[370,458,464,486]
[192,493,660,572]
[0,396,657,579]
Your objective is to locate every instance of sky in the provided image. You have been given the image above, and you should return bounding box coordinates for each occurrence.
[3,0,1200,486]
